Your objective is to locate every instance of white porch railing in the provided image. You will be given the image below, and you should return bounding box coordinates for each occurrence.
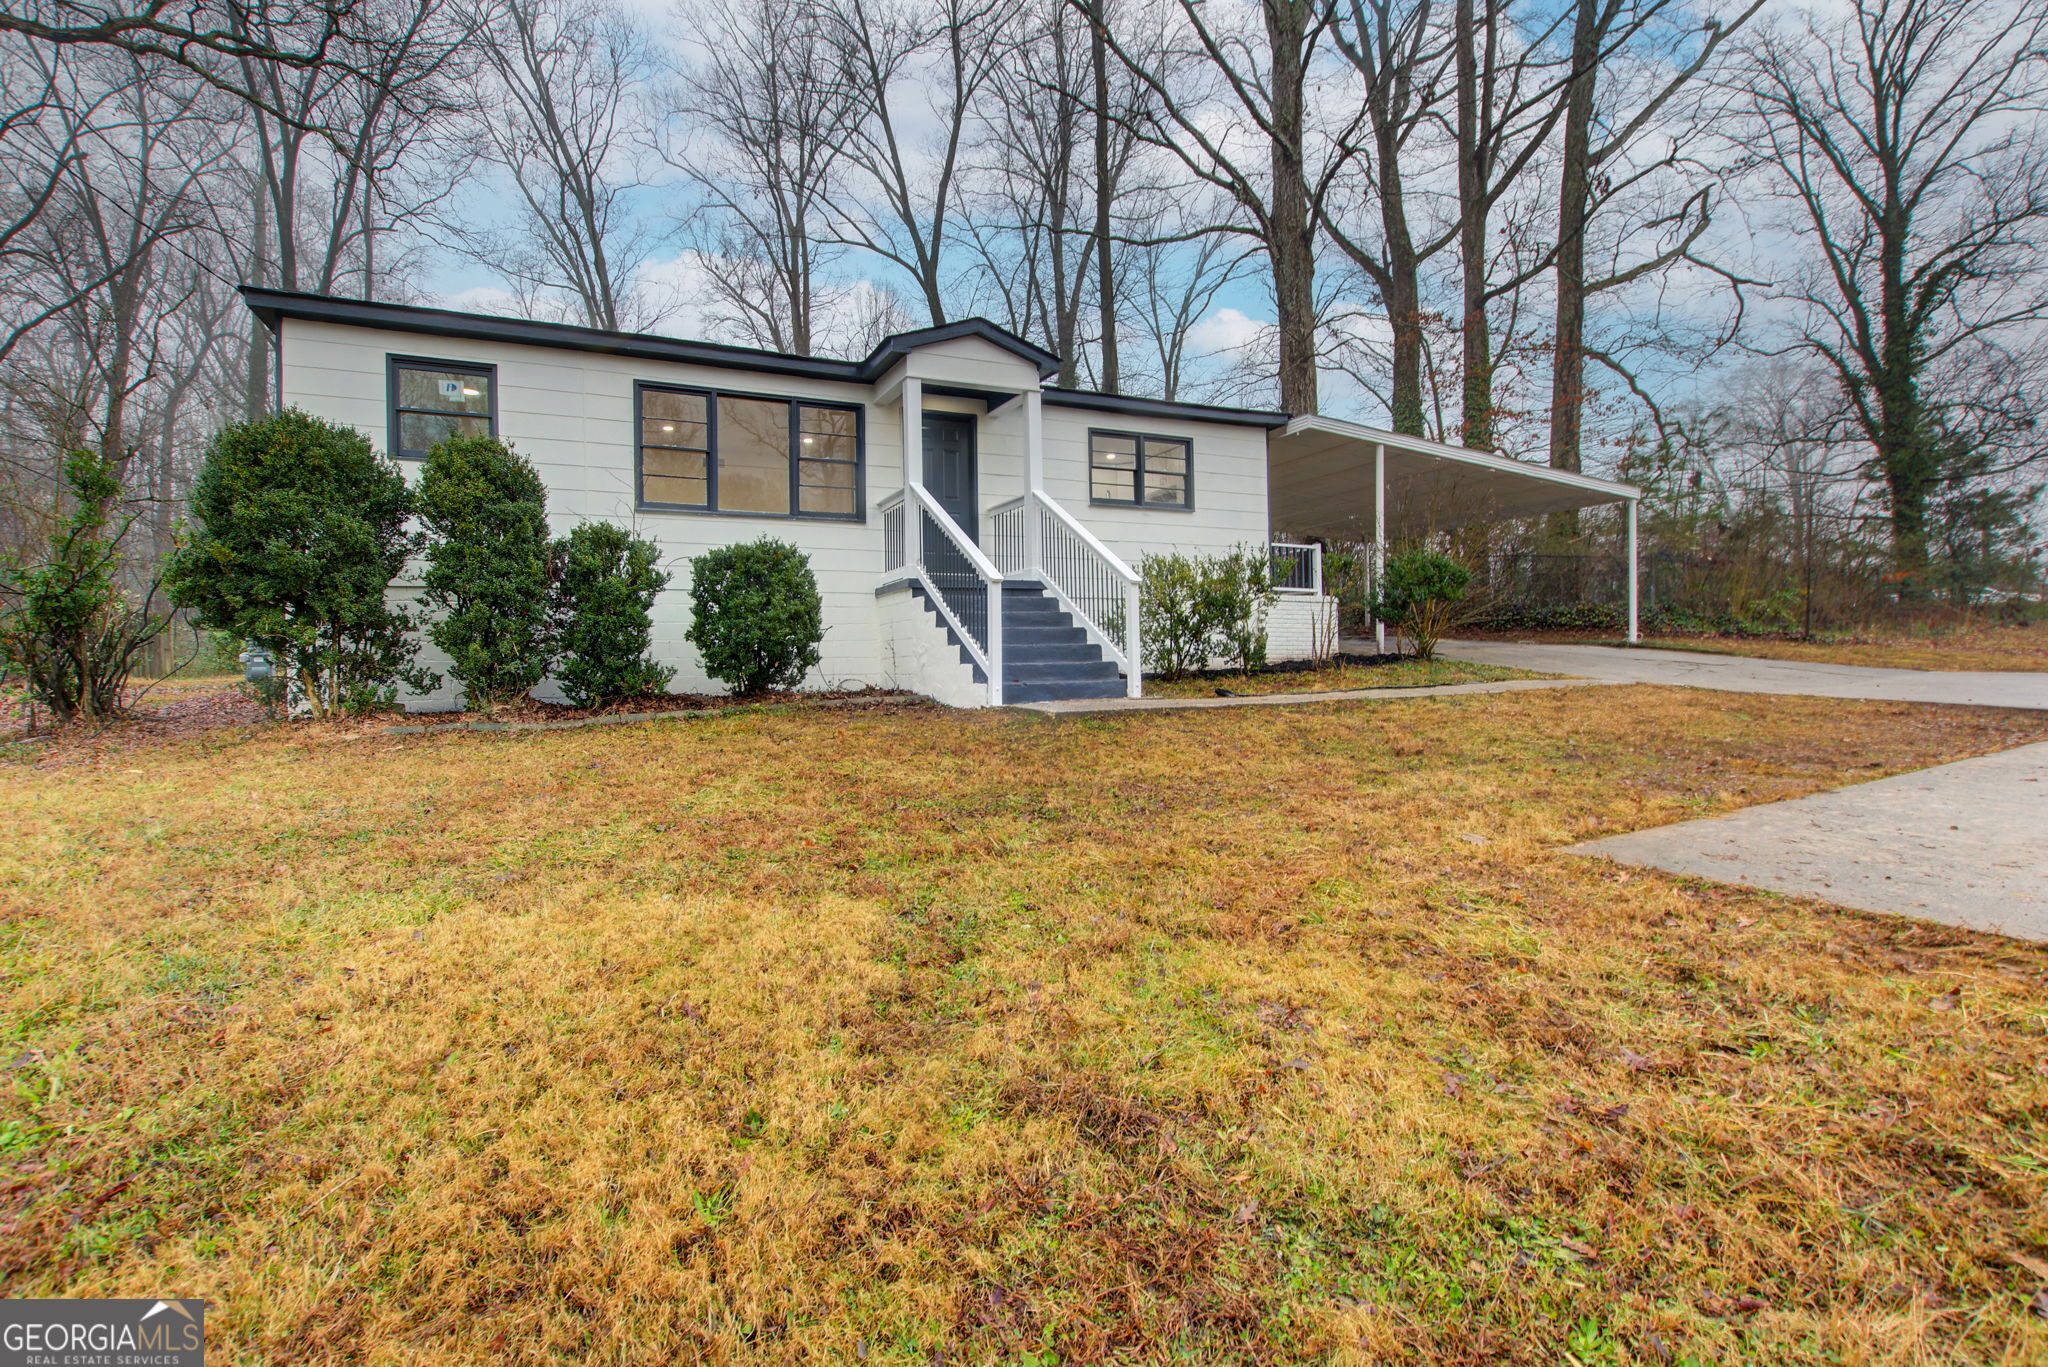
[1271,541,1322,595]
[989,491,1142,698]
[882,490,907,572]
[883,484,1006,704]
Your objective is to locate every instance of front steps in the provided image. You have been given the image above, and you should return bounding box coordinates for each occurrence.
[997,582,1127,702]
[907,578,1129,703]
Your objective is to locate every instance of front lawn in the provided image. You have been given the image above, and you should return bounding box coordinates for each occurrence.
[3,690,2046,1364]
[1628,619,2048,672]
[1144,656,1536,698]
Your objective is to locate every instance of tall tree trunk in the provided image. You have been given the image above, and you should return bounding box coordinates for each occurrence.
[1379,132,1424,435]
[1091,0,1119,393]
[1266,0,1317,415]
[246,181,271,419]
[1453,0,1492,450]
[1548,0,1599,478]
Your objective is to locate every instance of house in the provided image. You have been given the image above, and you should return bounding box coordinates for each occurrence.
[242,289,1643,708]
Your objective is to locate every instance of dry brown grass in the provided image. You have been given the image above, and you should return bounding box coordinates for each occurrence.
[1526,620,2048,673]
[3,689,2047,1365]
[1636,620,2048,672]
[1145,659,1535,698]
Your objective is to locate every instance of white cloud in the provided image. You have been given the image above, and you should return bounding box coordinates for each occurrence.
[1187,306,1268,358]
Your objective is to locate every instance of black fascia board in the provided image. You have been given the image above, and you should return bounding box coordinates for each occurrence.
[241,287,1293,427]
[241,287,873,385]
[240,288,1061,385]
[1041,386,1291,429]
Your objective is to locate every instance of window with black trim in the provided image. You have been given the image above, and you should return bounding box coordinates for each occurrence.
[1089,428,1190,508]
[389,357,495,459]
[637,383,861,520]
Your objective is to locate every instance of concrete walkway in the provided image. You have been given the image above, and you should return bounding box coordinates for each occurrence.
[1570,741,2048,941]
[1011,676,1615,715]
[1430,639,2048,711]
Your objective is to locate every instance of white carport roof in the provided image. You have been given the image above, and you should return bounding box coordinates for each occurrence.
[1268,415,1639,541]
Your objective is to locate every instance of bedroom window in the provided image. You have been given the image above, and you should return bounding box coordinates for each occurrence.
[637,383,861,520]
[1089,428,1190,508]
[389,357,495,459]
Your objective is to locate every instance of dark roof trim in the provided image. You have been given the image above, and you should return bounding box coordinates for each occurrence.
[1042,386,1291,429]
[242,288,1293,427]
[240,287,1059,384]
[859,317,1060,379]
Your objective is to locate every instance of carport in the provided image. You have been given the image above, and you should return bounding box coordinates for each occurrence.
[1267,414,1644,648]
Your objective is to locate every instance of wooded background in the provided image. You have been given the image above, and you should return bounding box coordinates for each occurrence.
[2,0,2044,647]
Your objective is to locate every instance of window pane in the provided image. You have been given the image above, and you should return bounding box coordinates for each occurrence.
[717,396,791,514]
[1091,433,1137,467]
[645,473,708,506]
[799,406,856,438]
[400,411,491,453]
[799,485,856,516]
[1091,468,1135,502]
[642,447,707,506]
[1143,439,1189,473]
[1142,471,1187,506]
[398,367,490,415]
[799,458,856,490]
[799,431,856,466]
[643,388,707,424]
[644,447,706,481]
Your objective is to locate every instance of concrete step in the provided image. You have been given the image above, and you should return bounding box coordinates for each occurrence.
[1003,659,1121,683]
[1004,678,1129,703]
[1003,627,1097,647]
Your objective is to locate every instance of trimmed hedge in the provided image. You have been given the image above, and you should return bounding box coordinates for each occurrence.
[685,539,822,695]
[418,435,552,710]
[550,522,673,708]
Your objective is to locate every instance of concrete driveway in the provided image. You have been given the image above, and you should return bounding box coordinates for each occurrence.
[1431,639,2048,711]
[1569,741,2048,941]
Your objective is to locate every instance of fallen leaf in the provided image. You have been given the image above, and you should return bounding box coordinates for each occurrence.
[2002,1250,2048,1281]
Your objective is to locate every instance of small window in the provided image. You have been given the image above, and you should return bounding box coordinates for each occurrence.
[637,383,862,520]
[389,357,494,459]
[1090,429,1190,508]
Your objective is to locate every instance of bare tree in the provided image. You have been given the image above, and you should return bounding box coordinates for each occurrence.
[1545,0,1759,479]
[452,0,658,330]
[1729,0,2048,576]
[817,0,1009,327]
[1328,0,1451,435]
[1086,0,1340,414]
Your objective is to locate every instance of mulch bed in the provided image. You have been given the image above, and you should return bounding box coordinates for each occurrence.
[5,682,924,767]
[381,685,911,729]
[1149,652,1405,684]
[3,679,272,769]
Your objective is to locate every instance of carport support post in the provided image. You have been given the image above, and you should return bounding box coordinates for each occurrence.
[1626,497,1640,644]
[1373,443,1386,655]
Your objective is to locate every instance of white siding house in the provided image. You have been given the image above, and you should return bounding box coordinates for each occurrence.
[248,289,1640,708]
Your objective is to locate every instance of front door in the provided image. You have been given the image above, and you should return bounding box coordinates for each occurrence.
[922,412,978,544]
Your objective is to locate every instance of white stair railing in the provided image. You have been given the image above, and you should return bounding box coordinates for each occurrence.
[989,491,1142,698]
[902,484,1004,705]
[881,489,907,572]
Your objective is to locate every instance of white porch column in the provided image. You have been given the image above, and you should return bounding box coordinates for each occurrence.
[1373,442,1387,655]
[1626,496,1640,643]
[901,375,923,566]
[1023,388,1044,572]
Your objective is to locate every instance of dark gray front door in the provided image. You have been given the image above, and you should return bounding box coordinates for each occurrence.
[922,412,978,544]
